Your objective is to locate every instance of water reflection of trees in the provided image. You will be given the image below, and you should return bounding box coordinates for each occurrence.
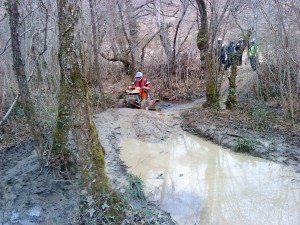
[195,134,300,225]
[123,134,300,225]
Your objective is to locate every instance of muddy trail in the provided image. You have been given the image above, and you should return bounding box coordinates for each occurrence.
[1,63,300,224]
[94,108,184,191]
[1,101,299,225]
[95,94,300,224]
[0,107,185,225]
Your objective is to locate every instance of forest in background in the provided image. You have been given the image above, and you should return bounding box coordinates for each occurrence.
[1,0,299,122]
[0,0,299,223]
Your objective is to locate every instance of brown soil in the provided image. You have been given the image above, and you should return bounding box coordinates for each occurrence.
[1,63,299,224]
[181,107,300,172]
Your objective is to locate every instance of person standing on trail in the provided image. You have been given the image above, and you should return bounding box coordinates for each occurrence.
[235,38,244,66]
[248,38,259,71]
[216,38,226,67]
[130,72,151,90]
[225,39,235,70]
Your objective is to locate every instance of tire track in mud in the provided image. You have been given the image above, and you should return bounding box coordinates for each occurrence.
[93,108,182,190]
[93,108,181,224]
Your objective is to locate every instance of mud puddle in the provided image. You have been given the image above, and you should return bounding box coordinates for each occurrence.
[120,132,300,225]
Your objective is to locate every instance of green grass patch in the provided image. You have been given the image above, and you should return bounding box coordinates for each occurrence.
[234,139,258,153]
[125,174,146,202]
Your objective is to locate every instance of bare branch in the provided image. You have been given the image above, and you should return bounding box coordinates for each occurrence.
[38,0,49,56]
[0,94,20,127]
[99,50,130,66]
[0,26,33,56]
[0,38,11,56]
[117,1,131,47]
[27,64,37,83]
[141,29,161,65]
[176,22,196,57]
[173,1,189,59]
[0,14,7,23]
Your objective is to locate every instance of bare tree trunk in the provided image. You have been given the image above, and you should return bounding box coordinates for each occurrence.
[154,0,173,67]
[226,31,252,110]
[196,0,233,108]
[89,0,107,110]
[154,0,189,90]
[287,63,295,122]
[116,0,141,75]
[196,0,216,107]
[0,66,4,121]
[53,0,110,196]
[7,0,45,161]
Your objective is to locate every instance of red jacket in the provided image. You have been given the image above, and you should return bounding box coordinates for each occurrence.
[133,78,151,88]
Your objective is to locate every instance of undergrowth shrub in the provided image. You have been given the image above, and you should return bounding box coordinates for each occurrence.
[234,139,258,153]
[77,173,173,225]
[125,174,146,202]
[248,101,278,129]
[78,191,126,225]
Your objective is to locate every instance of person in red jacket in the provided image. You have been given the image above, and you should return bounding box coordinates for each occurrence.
[130,72,151,90]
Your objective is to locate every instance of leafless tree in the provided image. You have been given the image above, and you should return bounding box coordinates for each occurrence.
[99,0,160,77]
[52,0,110,198]
[256,0,300,122]
[195,0,233,108]
[7,0,46,161]
[89,0,107,109]
[152,0,191,89]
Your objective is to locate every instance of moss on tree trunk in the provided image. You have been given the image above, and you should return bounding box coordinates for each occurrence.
[203,53,220,109]
[70,63,110,193]
[52,0,110,196]
[51,77,72,163]
[225,57,238,109]
[226,30,252,110]
[196,0,219,108]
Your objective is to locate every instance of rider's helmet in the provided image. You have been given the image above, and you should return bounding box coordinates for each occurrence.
[217,37,222,43]
[230,39,235,45]
[135,72,143,82]
[251,38,256,44]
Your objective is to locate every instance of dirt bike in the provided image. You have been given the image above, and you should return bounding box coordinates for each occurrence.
[118,86,161,111]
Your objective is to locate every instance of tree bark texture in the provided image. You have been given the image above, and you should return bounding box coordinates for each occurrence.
[7,0,45,160]
[196,0,217,108]
[125,0,141,74]
[226,31,252,110]
[155,0,173,68]
[89,0,107,110]
[154,0,175,90]
[53,0,110,195]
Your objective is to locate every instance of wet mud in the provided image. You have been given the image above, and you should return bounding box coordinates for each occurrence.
[1,94,299,224]
[0,141,78,224]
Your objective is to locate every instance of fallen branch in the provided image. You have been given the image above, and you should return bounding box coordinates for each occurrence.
[0,94,20,126]
[227,133,244,138]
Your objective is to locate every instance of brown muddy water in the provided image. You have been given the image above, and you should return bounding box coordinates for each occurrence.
[120,132,300,225]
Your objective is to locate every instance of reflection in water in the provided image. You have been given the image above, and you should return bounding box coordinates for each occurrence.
[120,132,300,225]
